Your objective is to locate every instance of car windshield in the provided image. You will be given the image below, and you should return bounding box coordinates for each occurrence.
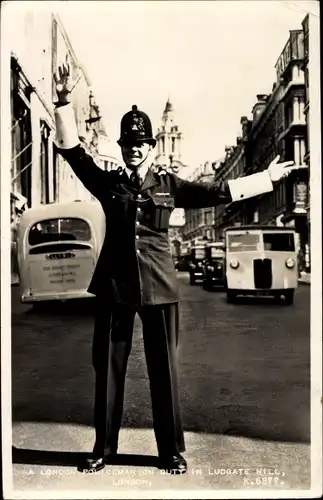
[228,233,260,252]
[263,233,295,251]
[193,249,205,259]
[28,218,91,246]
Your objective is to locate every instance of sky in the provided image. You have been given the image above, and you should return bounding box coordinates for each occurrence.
[55,1,317,171]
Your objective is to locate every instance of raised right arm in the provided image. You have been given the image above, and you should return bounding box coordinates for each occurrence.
[54,103,107,199]
[53,59,107,200]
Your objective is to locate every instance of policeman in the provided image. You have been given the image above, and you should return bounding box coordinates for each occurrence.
[53,62,296,474]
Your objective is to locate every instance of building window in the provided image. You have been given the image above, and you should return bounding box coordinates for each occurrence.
[40,122,50,204]
[11,59,32,209]
[171,137,175,153]
[161,136,165,154]
[53,146,58,202]
[284,103,293,128]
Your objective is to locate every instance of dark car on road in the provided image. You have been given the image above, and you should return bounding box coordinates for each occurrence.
[202,242,225,290]
[188,245,206,285]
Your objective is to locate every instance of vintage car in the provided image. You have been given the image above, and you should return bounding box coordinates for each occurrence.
[202,241,225,290]
[188,245,206,285]
[17,201,105,303]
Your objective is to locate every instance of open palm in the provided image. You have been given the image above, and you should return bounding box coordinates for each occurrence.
[53,57,78,104]
[268,155,298,182]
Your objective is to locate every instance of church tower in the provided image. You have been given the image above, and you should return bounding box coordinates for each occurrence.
[155,98,183,171]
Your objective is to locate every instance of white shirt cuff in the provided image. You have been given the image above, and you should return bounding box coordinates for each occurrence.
[54,104,79,149]
[228,170,273,202]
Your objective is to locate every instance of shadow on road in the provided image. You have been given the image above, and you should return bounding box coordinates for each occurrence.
[219,295,295,307]
[24,298,96,316]
[12,446,158,468]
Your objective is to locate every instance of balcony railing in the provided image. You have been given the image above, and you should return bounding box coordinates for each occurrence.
[275,30,304,80]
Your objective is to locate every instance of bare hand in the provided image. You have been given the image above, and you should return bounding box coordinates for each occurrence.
[267,155,298,182]
[53,55,77,104]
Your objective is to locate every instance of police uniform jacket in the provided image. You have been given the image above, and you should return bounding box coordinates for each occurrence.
[54,104,275,306]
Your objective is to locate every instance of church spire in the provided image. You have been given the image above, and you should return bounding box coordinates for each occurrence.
[162,96,174,124]
[155,97,183,171]
[164,96,173,113]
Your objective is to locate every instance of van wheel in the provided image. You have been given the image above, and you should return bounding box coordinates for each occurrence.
[226,290,237,303]
[282,290,294,305]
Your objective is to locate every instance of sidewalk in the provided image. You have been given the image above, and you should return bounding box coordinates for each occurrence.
[298,271,311,285]
[11,423,311,495]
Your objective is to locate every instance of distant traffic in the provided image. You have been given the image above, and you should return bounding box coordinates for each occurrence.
[16,201,298,307]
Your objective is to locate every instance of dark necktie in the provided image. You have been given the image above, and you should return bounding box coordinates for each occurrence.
[130,171,142,190]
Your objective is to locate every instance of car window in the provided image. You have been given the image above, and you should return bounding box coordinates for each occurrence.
[29,218,91,245]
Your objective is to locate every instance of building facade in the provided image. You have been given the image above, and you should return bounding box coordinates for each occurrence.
[97,134,121,172]
[10,10,106,211]
[212,26,309,264]
[301,14,311,271]
[8,7,106,282]
[181,160,219,245]
[52,14,106,203]
[213,117,251,240]
[239,29,308,258]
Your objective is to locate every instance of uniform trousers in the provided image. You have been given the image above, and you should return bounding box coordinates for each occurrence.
[92,298,185,457]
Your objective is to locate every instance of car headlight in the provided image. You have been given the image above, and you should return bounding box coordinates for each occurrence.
[230,259,240,269]
[285,258,295,268]
[207,265,214,272]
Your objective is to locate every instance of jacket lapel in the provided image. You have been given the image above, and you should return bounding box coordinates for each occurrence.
[140,168,160,192]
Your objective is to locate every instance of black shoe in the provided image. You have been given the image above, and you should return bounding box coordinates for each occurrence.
[77,453,116,473]
[158,453,187,474]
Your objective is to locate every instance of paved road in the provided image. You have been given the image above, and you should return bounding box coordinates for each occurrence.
[9,274,311,494]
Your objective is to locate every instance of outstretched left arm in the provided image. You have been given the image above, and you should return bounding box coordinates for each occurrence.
[174,155,297,209]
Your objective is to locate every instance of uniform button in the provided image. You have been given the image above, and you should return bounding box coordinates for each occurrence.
[136,235,139,240]
[137,207,141,212]
[137,249,140,254]
[138,194,142,199]
[136,221,140,226]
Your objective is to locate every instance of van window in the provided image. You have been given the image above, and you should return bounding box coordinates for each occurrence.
[228,233,260,252]
[29,218,91,246]
[263,233,295,251]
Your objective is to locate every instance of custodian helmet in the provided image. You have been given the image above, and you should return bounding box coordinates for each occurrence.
[117,105,156,148]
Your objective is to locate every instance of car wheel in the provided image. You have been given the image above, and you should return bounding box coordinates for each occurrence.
[202,280,210,290]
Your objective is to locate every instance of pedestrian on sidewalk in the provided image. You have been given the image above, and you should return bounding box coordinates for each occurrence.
[53,61,297,475]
